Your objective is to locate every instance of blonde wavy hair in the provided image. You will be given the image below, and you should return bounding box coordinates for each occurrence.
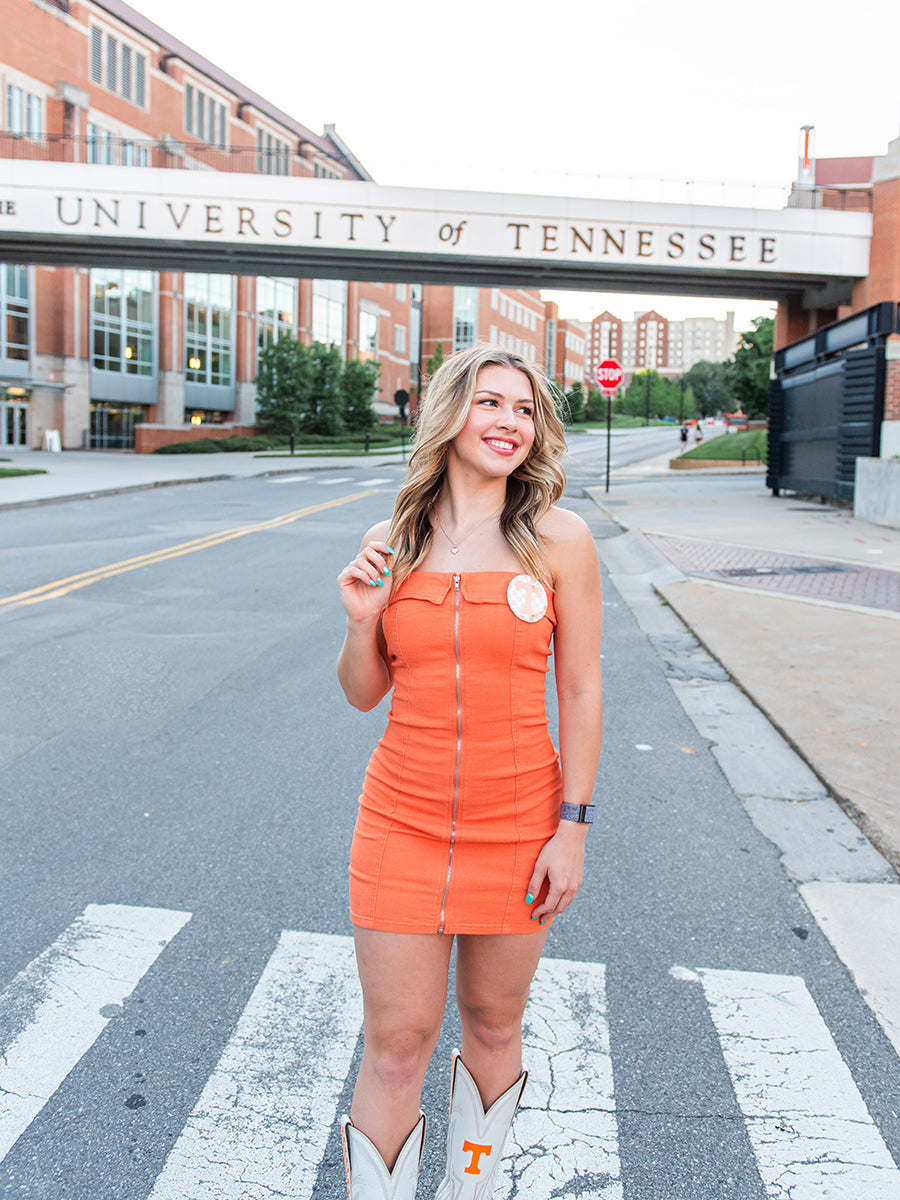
[388,344,567,588]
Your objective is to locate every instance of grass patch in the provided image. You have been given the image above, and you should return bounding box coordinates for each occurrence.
[153,428,409,455]
[0,467,48,478]
[681,429,767,461]
[569,416,671,431]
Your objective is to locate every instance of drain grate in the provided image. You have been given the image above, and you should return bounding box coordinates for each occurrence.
[715,564,857,578]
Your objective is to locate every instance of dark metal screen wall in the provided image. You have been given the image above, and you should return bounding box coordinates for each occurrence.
[767,303,896,501]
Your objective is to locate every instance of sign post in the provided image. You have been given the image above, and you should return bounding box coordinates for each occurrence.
[595,359,624,493]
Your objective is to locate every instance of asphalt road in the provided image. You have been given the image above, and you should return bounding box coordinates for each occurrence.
[1,436,898,1199]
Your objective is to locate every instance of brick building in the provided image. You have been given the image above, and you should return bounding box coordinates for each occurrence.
[543,302,588,390]
[782,141,900,454]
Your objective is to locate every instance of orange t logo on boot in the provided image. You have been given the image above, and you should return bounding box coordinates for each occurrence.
[462,1141,492,1175]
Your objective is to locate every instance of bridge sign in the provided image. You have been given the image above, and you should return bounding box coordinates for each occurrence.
[596,360,624,393]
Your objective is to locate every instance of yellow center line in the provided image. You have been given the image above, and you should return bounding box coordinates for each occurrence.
[0,489,379,611]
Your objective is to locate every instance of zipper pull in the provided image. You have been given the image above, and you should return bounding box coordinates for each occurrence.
[453,573,460,590]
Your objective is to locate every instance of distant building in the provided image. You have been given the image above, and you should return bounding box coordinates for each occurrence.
[588,307,739,387]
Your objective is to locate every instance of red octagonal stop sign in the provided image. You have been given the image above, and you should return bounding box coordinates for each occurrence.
[595,359,624,392]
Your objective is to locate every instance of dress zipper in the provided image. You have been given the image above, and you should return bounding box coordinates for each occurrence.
[438,573,461,934]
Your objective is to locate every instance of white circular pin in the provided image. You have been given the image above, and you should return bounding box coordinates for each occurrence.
[506,574,548,623]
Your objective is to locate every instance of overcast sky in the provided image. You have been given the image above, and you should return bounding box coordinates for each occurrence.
[136,0,900,332]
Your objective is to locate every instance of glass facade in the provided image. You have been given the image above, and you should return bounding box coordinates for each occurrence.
[256,277,297,351]
[184,273,234,387]
[1,266,29,364]
[89,401,144,449]
[453,287,478,351]
[91,269,154,375]
[312,279,346,349]
[358,310,378,361]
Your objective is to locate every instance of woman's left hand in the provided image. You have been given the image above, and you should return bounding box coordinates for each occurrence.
[526,822,587,926]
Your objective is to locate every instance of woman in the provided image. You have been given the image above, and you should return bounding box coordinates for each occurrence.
[336,345,603,1199]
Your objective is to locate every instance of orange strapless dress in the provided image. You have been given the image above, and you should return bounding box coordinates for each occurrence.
[349,571,562,934]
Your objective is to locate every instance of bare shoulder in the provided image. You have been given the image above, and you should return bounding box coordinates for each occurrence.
[537,506,598,587]
[360,519,392,550]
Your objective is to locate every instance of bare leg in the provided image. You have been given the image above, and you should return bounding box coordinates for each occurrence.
[454,928,548,1106]
[350,927,453,1168]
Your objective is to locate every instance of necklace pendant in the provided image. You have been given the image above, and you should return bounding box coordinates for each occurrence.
[450,546,459,554]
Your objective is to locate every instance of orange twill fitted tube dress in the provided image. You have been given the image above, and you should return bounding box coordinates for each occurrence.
[349,571,562,934]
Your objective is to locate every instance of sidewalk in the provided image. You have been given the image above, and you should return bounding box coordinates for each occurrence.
[586,452,900,872]
[0,447,404,508]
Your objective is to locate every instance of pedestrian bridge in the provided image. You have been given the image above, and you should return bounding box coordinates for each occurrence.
[1,159,872,308]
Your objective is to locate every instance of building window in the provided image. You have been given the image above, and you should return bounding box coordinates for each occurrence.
[393,324,406,355]
[359,311,378,362]
[395,284,407,302]
[1,265,29,363]
[313,160,341,179]
[256,126,290,175]
[256,277,297,351]
[453,287,477,352]
[5,86,41,138]
[185,82,227,148]
[91,269,154,375]
[312,279,346,349]
[184,274,233,386]
[89,26,147,107]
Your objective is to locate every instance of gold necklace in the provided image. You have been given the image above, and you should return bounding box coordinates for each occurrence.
[433,505,503,555]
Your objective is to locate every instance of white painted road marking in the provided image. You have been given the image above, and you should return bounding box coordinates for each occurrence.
[3,915,900,1198]
[0,903,191,1160]
[500,957,622,1199]
[147,930,363,1200]
[698,967,900,1199]
[317,476,354,485]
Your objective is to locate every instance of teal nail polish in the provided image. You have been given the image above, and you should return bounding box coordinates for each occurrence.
[530,911,539,921]
[525,893,534,905]
[385,546,395,554]
[377,578,384,588]
[368,579,377,587]
[383,567,391,576]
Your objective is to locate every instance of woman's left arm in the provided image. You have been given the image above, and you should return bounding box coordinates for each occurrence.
[527,511,603,925]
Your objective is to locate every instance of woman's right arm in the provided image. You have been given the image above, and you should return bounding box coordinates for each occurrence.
[336,524,395,712]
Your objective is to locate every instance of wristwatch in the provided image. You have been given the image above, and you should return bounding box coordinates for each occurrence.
[559,802,595,824]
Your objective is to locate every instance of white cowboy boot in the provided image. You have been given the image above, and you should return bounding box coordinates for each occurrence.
[434,1052,527,1199]
[341,1111,426,1200]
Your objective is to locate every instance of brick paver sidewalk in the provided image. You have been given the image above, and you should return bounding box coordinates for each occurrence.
[647,534,900,614]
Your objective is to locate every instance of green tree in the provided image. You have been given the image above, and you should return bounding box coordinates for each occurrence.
[342,358,380,433]
[254,334,314,436]
[564,381,586,423]
[309,343,344,436]
[684,360,730,416]
[426,342,445,377]
[585,387,610,421]
[727,316,774,418]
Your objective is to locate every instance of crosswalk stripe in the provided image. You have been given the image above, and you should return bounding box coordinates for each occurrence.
[499,957,622,1199]
[147,930,363,1200]
[698,967,900,1199]
[0,903,191,1160]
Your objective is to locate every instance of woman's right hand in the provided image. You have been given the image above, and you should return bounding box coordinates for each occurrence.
[337,541,395,623]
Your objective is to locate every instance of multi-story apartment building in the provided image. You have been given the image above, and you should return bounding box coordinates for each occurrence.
[587,308,739,386]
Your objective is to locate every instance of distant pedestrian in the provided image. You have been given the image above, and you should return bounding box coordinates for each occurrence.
[680,425,688,450]
[337,344,603,1199]
[694,423,704,446]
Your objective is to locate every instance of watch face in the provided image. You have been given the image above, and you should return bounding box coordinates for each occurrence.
[507,574,548,623]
